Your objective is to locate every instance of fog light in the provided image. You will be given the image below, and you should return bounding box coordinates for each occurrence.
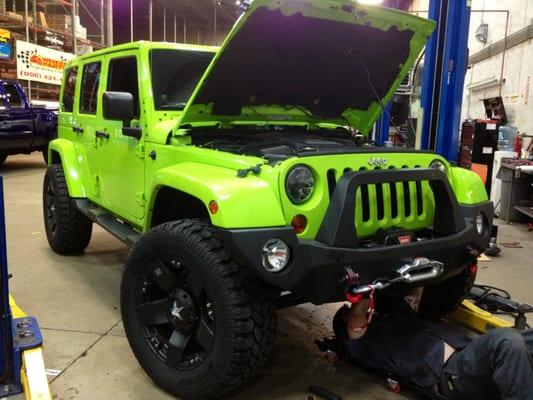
[474,212,485,235]
[261,239,290,272]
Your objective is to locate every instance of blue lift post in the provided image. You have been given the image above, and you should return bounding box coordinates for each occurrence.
[0,176,48,398]
[420,0,471,161]
[0,176,15,394]
[374,103,392,145]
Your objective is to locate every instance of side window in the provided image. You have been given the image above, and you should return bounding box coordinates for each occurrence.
[107,56,139,118]
[62,67,77,113]
[80,62,101,115]
[4,84,23,108]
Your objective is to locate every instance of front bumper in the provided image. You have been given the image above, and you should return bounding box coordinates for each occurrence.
[222,169,493,305]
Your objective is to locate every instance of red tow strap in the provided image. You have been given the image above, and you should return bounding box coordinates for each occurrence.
[347,288,375,332]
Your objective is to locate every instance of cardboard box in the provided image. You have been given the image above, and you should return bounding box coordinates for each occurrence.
[47,14,70,31]
[37,11,47,28]
[6,11,23,21]
[15,12,33,24]
[76,25,86,39]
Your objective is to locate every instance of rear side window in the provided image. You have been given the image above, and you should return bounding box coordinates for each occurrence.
[80,62,101,115]
[4,84,23,108]
[107,56,139,118]
[62,67,77,112]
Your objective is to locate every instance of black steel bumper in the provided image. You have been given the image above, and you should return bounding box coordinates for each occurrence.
[221,169,493,305]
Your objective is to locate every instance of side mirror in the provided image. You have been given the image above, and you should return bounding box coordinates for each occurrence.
[102,91,134,124]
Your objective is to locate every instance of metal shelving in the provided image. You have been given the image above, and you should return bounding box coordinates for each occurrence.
[0,0,106,100]
[0,0,239,101]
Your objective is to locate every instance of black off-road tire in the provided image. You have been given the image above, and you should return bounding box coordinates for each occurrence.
[121,220,277,400]
[418,267,474,320]
[43,165,93,254]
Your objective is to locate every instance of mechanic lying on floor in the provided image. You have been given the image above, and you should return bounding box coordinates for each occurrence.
[333,288,533,400]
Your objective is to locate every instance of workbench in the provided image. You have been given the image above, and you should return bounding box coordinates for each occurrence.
[499,159,533,222]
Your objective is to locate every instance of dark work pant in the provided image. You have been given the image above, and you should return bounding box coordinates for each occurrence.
[442,328,533,400]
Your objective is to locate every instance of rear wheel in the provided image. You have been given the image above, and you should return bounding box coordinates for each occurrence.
[43,165,93,254]
[121,220,276,400]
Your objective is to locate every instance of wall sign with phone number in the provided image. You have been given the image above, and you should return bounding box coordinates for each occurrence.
[16,40,74,86]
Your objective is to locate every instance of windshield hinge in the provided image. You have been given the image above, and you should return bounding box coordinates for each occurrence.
[135,192,146,207]
[136,143,145,159]
[237,164,262,178]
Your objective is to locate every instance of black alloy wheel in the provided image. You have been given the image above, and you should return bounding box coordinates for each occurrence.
[42,165,92,254]
[138,258,215,370]
[121,220,277,400]
[44,178,58,238]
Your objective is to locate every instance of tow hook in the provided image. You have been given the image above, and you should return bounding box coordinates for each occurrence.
[340,266,363,303]
[342,258,444,300]
[396,257,444,283]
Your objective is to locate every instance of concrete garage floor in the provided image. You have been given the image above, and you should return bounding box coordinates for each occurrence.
[2,153,532,400]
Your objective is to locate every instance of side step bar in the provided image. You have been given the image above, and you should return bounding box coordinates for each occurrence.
[73,199,141,246]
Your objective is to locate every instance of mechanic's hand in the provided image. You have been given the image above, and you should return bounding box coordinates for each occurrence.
[346,299,370,340]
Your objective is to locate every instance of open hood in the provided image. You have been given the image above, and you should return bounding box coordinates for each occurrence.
[178,0,435,134]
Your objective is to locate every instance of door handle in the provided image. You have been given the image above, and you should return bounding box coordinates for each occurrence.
[96,131,110,139]
[73,126,84,133]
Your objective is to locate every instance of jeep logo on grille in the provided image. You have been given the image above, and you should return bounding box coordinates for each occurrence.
[368,157,388,167]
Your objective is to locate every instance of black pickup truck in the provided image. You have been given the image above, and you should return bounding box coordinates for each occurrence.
[0,80,58,165]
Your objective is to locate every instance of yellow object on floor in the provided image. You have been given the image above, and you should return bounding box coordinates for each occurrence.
[450,299,514,333]
[8,296,51,400]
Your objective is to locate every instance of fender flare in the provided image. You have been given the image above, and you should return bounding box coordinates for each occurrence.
[48,138,86,198]
[449,166,489,204]
[148,163,286,230]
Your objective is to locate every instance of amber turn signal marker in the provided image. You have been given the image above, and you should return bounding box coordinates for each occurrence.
[209,200,219,214]
[291,214,307,234]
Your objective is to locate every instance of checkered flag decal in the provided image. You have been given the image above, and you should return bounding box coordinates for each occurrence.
[17,48,69,69]
[17,48,35,68]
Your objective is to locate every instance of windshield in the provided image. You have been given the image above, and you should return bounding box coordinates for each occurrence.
[150,49,215,111]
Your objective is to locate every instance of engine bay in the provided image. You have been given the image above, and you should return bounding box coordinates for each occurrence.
[189,127,362,161]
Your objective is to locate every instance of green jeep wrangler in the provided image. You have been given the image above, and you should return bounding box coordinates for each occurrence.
[43,1,493,398]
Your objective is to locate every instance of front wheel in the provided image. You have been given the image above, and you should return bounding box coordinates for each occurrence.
[121,220,277,400]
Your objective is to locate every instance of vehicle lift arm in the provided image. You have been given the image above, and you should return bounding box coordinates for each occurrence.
[0,177,51,399]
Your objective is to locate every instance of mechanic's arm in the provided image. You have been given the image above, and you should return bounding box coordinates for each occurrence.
[346,299,371,340]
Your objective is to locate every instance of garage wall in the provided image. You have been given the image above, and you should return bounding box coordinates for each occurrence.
[409,0,532,138]
[462,0,533,136]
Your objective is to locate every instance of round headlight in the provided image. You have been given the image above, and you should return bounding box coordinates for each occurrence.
[429,159,448,172]
[474,212,485,235]
[285,165,315,204]
[261,239,290,272]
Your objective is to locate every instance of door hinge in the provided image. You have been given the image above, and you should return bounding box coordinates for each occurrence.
[136,192,146,207]
[93,175,100,196]
[136,143,145,159]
